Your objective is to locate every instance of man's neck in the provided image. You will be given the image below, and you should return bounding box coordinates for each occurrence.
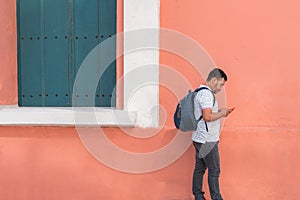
[204,82,213,90]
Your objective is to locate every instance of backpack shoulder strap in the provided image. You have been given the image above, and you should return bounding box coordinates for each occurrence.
[194,87,215,132]
[194,87,216,106]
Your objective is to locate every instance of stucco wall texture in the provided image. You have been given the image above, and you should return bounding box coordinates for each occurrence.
[0,0,299,200]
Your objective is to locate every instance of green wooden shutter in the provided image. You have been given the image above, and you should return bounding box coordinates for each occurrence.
[17,0,116,107]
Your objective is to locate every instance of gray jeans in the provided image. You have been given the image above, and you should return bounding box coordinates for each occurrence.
[192,142,223,200]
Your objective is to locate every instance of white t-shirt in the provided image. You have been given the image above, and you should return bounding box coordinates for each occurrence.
[192,85,221,143]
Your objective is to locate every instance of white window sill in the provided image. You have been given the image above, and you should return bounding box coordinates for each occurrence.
[0,106,137,127]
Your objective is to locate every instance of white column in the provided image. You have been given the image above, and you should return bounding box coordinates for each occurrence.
[124,0,160,127]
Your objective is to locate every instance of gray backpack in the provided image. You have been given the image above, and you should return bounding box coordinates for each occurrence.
[173,87,215,131]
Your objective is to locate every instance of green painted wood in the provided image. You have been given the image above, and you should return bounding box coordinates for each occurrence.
[17,0,116,107]
[73,0,100,106]
[96,0,117,107]
[18,0,43,106]
[44,0,70,106]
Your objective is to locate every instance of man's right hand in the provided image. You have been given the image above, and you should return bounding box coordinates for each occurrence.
[219,108,232,117]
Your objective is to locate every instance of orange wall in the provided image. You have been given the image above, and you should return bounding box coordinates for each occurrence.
[0,0,17,104]
[160,0,299,199]
[160,0,300,129]
[0,1,299,200]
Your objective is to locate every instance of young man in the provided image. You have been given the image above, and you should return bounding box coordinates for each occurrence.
[192,68,232,200]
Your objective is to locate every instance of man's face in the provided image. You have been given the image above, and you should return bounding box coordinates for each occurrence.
[212,77,225,94]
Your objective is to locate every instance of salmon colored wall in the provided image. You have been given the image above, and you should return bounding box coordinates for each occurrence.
[0,0,17,104]
[160,0,299,199]
[160,0,300,129]
[0,127,194,200]
[0,1,299,200]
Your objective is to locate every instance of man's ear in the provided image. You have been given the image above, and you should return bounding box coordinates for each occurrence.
[211,77,217,84]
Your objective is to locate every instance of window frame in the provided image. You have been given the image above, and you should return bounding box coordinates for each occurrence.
[0,0,160,127]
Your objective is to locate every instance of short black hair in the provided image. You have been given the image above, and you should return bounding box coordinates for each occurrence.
[206,68,227,82]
